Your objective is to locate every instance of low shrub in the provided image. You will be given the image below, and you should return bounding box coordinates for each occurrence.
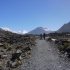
[62,43,70,51]
[58,43,70,51]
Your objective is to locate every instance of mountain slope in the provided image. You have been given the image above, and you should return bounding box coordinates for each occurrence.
[57,22,70,33]
[0,27,28,34]
[28,27,51,35]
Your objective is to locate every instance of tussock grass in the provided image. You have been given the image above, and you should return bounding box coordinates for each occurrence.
[58,43,70,51]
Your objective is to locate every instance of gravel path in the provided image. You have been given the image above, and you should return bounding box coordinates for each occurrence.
[21,39,70,70]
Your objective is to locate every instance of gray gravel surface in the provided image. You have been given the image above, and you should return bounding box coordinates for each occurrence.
[20,39,70,70]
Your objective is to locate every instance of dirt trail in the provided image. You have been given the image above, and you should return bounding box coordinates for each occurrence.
[20,39,70,70]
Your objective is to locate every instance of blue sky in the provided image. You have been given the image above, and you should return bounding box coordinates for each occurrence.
[0,0,70,32]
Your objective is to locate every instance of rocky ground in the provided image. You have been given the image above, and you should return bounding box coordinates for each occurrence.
[0,30,36,70]
[20,39,70,70]
[0,30,70,70]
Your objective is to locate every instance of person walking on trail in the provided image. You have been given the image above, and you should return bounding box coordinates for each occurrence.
[43,33,46,40]
[40,34,42,40]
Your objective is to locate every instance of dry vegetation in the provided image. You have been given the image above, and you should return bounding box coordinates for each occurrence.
[0,30,36,70]
[47,32,70,59]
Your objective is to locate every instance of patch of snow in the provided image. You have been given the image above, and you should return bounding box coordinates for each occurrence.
[1,27,11,31]
[0,27,28,34]
[22,30,28,34]
[44,28,51,31]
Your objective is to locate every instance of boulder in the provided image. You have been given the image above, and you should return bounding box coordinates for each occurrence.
[10,53,21,61]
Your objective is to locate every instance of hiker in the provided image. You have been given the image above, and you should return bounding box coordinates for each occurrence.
[40,34,42,40]
[43,33,46,40]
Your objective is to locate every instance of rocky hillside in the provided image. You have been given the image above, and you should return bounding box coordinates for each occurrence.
[57,22,70,33]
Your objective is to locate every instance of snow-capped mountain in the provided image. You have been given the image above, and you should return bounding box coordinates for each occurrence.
[0,27,28,34]
[43,28,51,31]
[0,27,51,35]
[28,27,52,35]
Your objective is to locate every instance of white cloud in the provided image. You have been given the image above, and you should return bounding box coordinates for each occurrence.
[22,30,28,34]
[0,27,28,34]
[17,30,28,34]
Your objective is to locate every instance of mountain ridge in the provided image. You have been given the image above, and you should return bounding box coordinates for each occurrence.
[0,27,28,34]
[0,27,52,35]
[57,22,70,33]
[1,21,70,35]
[28,27,52,35]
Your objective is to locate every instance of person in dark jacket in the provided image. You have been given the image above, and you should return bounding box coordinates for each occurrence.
[43,33,46,40]
[40,34,42,40]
